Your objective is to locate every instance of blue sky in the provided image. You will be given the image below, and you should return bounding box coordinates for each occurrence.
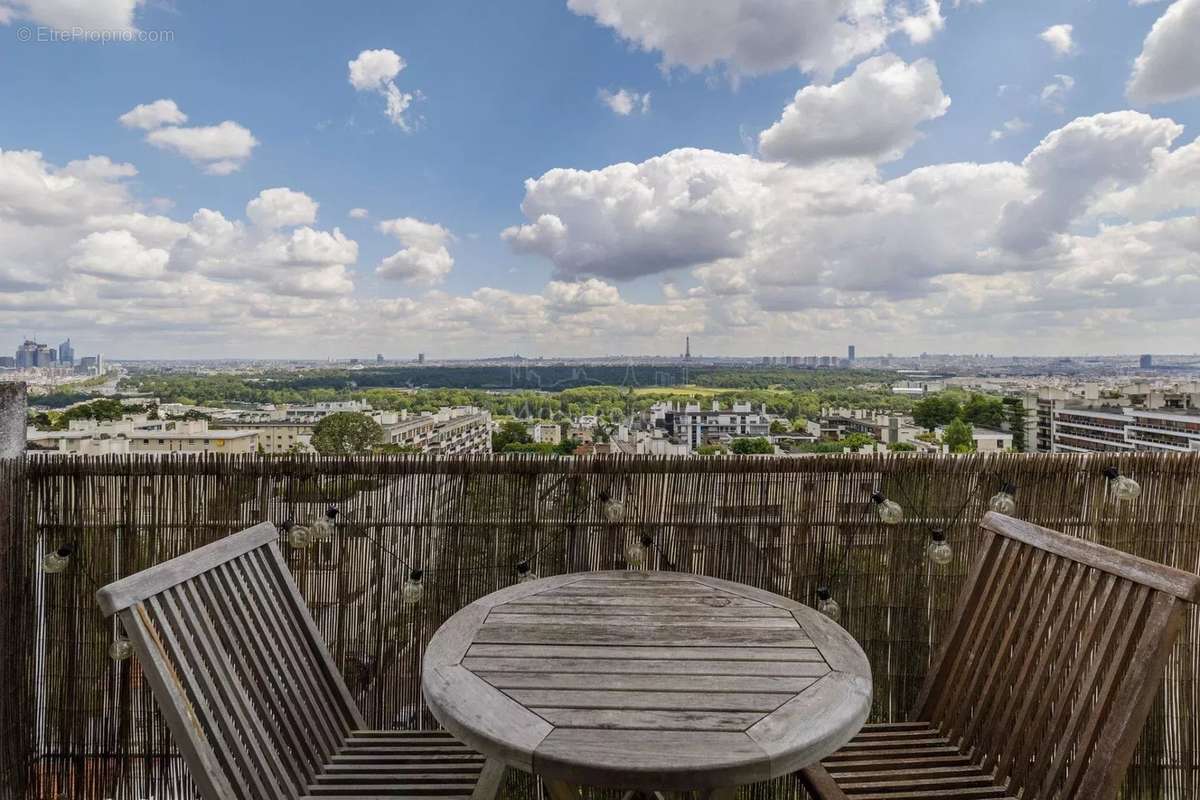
[2,0,1199,358]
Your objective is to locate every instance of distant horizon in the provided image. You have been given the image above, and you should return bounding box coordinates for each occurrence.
[69,351,1200,364]
[3,1,1199,357]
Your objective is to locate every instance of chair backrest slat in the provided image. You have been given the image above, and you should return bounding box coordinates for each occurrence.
[916,512,1200,800]
[262,544,364,730]
[206,561,321,784]
[243,547,359,740]
[97,523,362,800]
[118,603,237,800]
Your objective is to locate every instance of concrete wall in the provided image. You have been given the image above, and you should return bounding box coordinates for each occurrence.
[0,383,26,458]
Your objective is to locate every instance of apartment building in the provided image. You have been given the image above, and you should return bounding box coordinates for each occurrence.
[29,418,259,455]
[1051,408,1134,453]
[127,420,259,454]
[646,401,771,448]
[214,421,314,453]
[530,423,562,445]
[374,407,492,454]
[807,408,925,446]
[1026,381,1200,454]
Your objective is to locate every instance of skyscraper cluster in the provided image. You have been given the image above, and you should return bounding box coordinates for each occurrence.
[5,338,100,373]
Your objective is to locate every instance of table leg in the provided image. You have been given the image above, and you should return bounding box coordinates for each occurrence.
[543,779,583,800]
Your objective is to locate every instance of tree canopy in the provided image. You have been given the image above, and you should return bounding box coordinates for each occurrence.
[912,395,962,431]
[943,418,976,453]
[731,437,774,454]
[310,412,383,455]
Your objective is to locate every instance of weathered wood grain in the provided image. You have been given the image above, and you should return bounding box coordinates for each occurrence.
[533,730,772,790]
[804,513,1200,800]
[463,657,830,677]
[475,672,821,692]
[96,522,277,616]
[423,569,871,793]
[422,664,553,770]
[473,623,815,648]
[464,644,825,662]
[95,523,502,800]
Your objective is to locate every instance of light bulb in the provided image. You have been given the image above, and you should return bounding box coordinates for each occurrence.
[871,492,903,525]
[603,497,625,522]
[1113,475,1141,502]
[989,490,1017,516]
[816,588,841,623]
[624,537,645,567]
[311,508,337,541]
[42,545,72,574]
[288,524,313,549]
[927,530,953,566]
[402,570,424,606]
[109,638,134,661]
[517,561,537,583]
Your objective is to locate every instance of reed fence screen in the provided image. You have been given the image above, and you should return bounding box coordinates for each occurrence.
[1,452,1198,800]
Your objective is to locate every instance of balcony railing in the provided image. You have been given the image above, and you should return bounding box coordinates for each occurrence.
[1,451,1199,800]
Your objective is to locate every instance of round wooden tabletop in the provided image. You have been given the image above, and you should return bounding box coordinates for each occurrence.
[422,570,872,792]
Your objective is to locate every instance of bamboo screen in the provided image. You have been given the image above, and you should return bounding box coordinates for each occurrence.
[1,452,1197,800]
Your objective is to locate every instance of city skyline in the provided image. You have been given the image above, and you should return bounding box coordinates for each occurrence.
[2,1,1200,358]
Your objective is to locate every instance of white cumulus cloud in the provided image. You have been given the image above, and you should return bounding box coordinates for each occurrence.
[121,101,258,175]
[1040,23,1076,56]
[1040,74,1076,113]
[567,0,946,80]
[348,49,421,130]
[598,88,651,116]
[1127,0,1200,104]
[246,188,319,229]
[145,122,259,175]
[0,0,143,32]
[68,230,168,280]
[758,54,950,165]
[376,217,453,285]
[990,118,1030,142]
[118,99,187,130]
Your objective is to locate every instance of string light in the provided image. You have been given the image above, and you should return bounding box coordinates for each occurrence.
[871,491,904,525]
[600,491,625,522]
[989,483,1018,515]
[42,544,73,574]
[109,638,134,662]
[311,506,338,542]
[283,520,313,550]
[1105,466,1142,502]
[516,560,537,583]
[816,586,841,623]
[625,533,653,567]
[927,528,953,566]
[402,569,424,606]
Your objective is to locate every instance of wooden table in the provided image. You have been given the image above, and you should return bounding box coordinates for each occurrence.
[422,571,872,797]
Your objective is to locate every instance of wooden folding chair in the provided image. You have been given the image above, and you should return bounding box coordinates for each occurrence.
[799,511,1200,800]
[97,522,507,800]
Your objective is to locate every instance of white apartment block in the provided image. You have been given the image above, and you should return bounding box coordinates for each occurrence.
[374,407,492,455]
[1025,381,1200,454]
[530,423,562,445]
[214,421,314,453]
[647,401,771,448]
[1052,407,1200,453]
[29,418,258,455]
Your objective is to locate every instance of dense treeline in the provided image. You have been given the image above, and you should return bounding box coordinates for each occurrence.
[123,365,900,397]
[116,367,916,422]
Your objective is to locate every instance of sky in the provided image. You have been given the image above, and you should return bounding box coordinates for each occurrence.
[1,0,1199,360]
